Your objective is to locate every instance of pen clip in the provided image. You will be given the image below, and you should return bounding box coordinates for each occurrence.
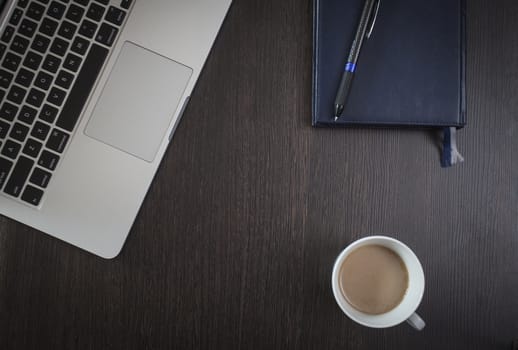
[366,0,381,39]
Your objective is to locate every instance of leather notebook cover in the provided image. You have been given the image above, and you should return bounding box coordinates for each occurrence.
[312,0,466,127]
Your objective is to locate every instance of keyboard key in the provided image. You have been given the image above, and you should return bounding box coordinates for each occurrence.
[7,85,27,104]
[0,120,10,139]
[35,71,54,90]
[39,17,59,37]
[1,139,21,159]
[31,121,51,141]
[9,8,24,26]
[87,3,105,21]
[63,52,82,72]
[30,167,51,188]
[26,88,46,108]
[23,51,43,70]
[27,2,46,21]
[4,156,34,197]
[57,44,108,131]
[18,0,30,8]
[66,4,85,23]
[74,0,89,5]
[9,122,29,142]
[58,20,77,40]
[47,87,66,106]
[46,129,69,153]
[15,68,35,87]
[0,43,6,60]
[0,102,18,121]
[47,1,66,20]
[50,37,69,56]
[18,19,38,38]
[95,23,118,46]
[30,34,51,54]
[35,0,51,4]
[10,35,30,55]
[39,104,58,123]
[18,105,38,125]
[42,54,61,73]
[21,185,44,205]
[2,52,22,71]
[0,69,14,88]
[0,157,13,189]
[79,19,98,38]
[71,36,89,55]
[121,0,132,10]
[38,150,59,170]
[95,0,109,4]
[105,6,126,26]
[55,70,74,89]
[1,26,15,43]
[23,138,43,158]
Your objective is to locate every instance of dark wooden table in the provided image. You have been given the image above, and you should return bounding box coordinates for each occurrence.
[1,0,517,349]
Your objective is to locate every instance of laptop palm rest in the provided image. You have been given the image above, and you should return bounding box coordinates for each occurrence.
[85,42,192,162]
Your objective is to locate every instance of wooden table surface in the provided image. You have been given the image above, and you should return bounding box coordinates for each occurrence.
[1,0,517,349]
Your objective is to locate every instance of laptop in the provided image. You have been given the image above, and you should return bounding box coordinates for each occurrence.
[0,0,232,258]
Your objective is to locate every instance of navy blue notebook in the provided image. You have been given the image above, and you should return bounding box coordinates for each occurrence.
[312,0,466,128]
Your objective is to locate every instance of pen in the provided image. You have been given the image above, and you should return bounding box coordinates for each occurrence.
[334,0,381,121]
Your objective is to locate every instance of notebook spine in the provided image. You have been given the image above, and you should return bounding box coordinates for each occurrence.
[312,0,320,126]
[459,0,467,127]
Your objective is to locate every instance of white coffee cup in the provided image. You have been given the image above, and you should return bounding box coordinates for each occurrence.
[331,236,426,330]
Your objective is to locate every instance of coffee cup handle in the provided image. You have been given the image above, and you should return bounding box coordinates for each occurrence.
[406,312,425,330]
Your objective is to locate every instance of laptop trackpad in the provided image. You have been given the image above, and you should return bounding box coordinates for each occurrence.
[85,42,192,162]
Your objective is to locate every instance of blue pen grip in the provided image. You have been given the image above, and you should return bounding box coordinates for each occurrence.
[334,70,355,109]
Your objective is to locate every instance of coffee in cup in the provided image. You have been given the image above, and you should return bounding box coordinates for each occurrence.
[332,236,425,330]
[339,244,408,315]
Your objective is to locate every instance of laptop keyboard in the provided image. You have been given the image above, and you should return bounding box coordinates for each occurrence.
[0,0,132,207]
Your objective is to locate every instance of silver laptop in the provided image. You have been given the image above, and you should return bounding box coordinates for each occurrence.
[0,0,232,258]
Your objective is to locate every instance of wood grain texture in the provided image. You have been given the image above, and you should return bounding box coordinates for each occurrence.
[0,0,517,349]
